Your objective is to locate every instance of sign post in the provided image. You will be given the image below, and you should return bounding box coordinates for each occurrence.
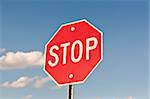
[68,85,74,99]
[43,19,103,99]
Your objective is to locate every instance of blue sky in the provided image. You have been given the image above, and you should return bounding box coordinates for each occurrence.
[0,0,149,99]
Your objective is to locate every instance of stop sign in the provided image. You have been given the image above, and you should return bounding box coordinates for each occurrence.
[43,19,103,86]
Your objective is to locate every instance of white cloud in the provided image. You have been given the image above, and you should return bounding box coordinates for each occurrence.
[0,76,37,88]
[0,76,51,89]
[34,77,51,88]
[22,94,32,99]
[127,96,135,99]
[0,48,6,54]
[0,51,44,70]
[96,97,102,99]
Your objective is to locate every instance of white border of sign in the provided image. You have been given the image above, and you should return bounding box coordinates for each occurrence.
[43,19,103,87]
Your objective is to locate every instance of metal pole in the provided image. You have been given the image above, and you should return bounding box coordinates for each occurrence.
[68,85,74,99]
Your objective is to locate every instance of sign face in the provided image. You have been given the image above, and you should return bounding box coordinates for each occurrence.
[43,19,103,86]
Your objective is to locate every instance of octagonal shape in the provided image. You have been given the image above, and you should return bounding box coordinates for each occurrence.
[43,19,103,86]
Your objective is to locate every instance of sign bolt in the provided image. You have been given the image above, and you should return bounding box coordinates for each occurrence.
[71,26,75,32]
[69,73,74,79]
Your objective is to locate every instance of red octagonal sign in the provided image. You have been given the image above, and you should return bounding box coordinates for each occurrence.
[43,19,103,86]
